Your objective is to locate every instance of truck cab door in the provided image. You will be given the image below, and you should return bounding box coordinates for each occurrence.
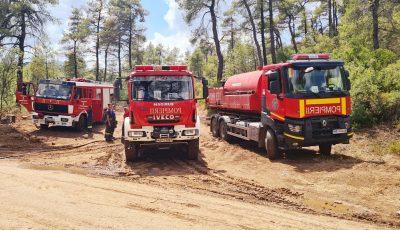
[265,69,285,121]
[16,82,35,112]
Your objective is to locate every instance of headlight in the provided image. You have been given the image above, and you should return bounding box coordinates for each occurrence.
[288,124,302,133]
[345,122,350,129]
[183,129,198,136]
[32,115,39,119]
[61,118,69,122]
[128,131,145,137]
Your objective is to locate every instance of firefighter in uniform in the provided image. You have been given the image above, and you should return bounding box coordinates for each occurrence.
[87,106,93,133]
[105,104,116,142]
[121,107,129,143]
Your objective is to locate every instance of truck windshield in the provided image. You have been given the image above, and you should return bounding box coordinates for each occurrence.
[287,66,347,94]
[131,76,194,101]
[36,83,73,100]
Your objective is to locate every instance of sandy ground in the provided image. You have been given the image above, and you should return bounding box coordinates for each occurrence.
[0,111,399,229]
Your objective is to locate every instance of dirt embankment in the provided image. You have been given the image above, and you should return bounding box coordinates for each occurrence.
[0,114,399,229]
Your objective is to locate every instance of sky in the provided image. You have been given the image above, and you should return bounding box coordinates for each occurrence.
[45,0,191,64]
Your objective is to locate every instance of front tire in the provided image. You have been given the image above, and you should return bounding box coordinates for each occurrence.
[187,139,199,160]
[265,129,280,160]
[39,124,49,129]
[75,115,86,131]
[319,144,332,156]
[211,117,219,137]
[125,141,139,162]
[219,120,231,142]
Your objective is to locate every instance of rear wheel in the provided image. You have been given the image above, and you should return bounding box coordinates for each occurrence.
[125,141,139,162]
[187,139,199,160]
[319,144,332,156]
[75,115,86,131]
[211,117,219,137]
[219,120,231,142]
[39,124,49,129]
[265,129,281,160]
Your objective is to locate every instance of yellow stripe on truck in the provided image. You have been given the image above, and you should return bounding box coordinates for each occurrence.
[271,112,285,121]
[284,133,305,140]
[306,98,341,105]
[341,97,347,115]
[299,100,305,118]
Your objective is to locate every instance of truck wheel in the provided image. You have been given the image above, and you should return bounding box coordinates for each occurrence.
[75,115,86,131]
[265,129,280,160]
[40,124,49,129]
[125,142,139,162]
[211,117,219,137]
[187,139,199,160]
[219,120,231,142]
[319,144,332,156]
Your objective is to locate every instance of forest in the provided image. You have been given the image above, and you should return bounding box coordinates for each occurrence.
[0,0,400,128]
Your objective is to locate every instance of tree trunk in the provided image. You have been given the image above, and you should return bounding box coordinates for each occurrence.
[243,0,263,66]
[209,0,224,84]
[118,37,122,80]
[268,0,276,63]
[45,55,49,79]
[73,41,78,78]
[288,15,298,53]
[259,0,267,65]
[104,46,108,81]
[371,0,379,49]
[303,7,307,35]
[328,0,332,36]
[128,19,133,70]
[333,0,338,35]
[17,12,26,82]
[95,4,102,81]
[274,28,282,49]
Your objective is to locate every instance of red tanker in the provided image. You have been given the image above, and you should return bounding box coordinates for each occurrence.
[207,54,353,159]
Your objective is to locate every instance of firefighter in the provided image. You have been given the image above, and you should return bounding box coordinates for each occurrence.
[87,106,93,133]
[121,107,129,143]
[105,104,116,142]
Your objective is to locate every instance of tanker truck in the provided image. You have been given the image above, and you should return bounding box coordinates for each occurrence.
[207,54,353,159]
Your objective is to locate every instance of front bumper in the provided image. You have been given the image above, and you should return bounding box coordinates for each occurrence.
[279,116,352,147]
[123,117,201,143]
[32,112,76,127]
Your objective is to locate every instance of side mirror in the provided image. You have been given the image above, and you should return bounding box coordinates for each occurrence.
[266,70,279,81]
[344,70,350,78]
[266,70,281,95]
[270,81,281,95]
[344,70,351,90]
[202,79,209,99]
[346,78,351,91]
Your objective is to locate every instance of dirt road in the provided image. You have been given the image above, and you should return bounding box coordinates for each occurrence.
[0,114,399,229]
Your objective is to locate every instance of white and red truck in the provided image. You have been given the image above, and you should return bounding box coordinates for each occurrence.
[118,65,208,161]
[207,54,353,159]
[16,78,114,130]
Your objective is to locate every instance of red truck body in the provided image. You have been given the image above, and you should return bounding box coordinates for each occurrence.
[16,78,114,130]
[207,54,353,159]
[121,65,204,161]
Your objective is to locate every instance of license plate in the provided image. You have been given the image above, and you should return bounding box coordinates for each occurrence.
[45,118,54,123]
[333,129,347,134]
[156,138,173,143]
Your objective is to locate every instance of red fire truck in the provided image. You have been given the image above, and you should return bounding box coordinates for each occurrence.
[119,65,208,162]
[207,54,352,159]
[16,78,114,130]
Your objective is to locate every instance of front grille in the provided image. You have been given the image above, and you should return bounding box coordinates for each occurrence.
[311,117,339,139]
[34,103,68,114]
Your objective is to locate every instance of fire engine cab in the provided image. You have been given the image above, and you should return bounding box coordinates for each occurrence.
[119,65,208,162]
[16,78,114,130]
[207,54,352,159]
